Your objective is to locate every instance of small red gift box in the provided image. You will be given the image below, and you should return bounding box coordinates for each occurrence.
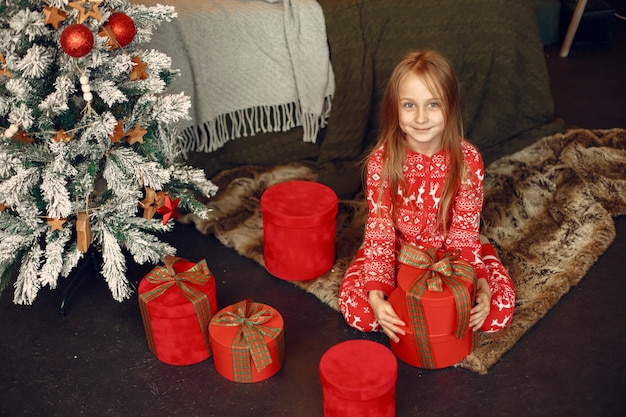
[209,299,285,383]
[261,180,338,281]
[388,245,476,369]
[138,256,217,366]
[319,340,397,417]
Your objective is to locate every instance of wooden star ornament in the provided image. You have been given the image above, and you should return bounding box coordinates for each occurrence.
[14,131,34,144]
[0,54,12,79]
[127,124,147,145]
[110,120,125,143]
[47,217,66,231]
[43,6,67,29]
[52,129,74,143]
[157,195,180,225]
[130,56,148,81]
[68,0,103,24]
[0,67,12,79]
[99,25,119,50]
[139,187,165,220]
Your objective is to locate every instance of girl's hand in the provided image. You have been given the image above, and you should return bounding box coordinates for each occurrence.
[470,278,491,331]
[368,290,406,343]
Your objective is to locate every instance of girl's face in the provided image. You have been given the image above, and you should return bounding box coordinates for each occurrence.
[397,72,445,156]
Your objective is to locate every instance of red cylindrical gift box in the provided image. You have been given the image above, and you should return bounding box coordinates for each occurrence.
[138,257,218,366]
[388,251,475,369]
[319,340,397,417]
[260,180,338,281]
[209,300,285,383]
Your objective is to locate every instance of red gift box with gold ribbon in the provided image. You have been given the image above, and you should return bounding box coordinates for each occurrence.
[138,256,217,366]
[209,299,285,383]
[388,245,476,369]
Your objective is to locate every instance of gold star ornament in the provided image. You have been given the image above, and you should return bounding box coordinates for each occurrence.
[14,131,34,144]
[52,129,74,143]
[68,0,103,24]
[110,120,126,143]
[139,187,165,220]
[129,56,148,81]
[0,54,12,79]
[99,25,119,50]
[127,124,147,145]
[47,217,66,231]
[43,6,67,29]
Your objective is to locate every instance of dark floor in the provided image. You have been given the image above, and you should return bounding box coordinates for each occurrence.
[2,13,626,417]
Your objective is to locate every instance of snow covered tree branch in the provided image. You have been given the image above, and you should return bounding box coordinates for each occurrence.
[0,0,218,304]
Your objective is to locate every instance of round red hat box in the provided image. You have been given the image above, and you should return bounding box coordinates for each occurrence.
[319,340,397,417]
[261,180,338,281]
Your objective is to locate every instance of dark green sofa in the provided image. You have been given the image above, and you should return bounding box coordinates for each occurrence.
[152,0,565,197]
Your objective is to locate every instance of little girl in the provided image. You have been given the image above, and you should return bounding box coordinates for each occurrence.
[338,50,515,342]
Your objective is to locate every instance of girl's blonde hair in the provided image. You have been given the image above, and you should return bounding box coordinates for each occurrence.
[368,50,465,232]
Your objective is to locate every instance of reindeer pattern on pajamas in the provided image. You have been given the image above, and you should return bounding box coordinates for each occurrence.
[338,140,515,333]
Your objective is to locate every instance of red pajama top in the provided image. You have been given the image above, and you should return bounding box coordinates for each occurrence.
[363,139,488,295]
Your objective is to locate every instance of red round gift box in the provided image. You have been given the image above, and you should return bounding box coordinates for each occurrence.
[138,259,218,366]
[260,180,338,281]
[209,302,285,383]
[388,262,475,369]
[319,340,397,417]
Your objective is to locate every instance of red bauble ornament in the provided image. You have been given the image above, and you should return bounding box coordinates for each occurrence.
[106,12,136,48]
[60,24,94,58]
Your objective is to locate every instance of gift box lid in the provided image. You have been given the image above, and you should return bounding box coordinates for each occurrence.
[388,286,462,337]
[261,180,338,228]
[138,258,217,319]
[319,340,397,401]
[389,289,472,342]
[209,301,284,348]
[394,262,475,337]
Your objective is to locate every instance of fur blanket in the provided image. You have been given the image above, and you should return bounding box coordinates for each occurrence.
[179,128,626,373]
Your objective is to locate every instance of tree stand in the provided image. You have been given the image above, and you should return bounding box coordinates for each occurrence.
[59,249,101,317]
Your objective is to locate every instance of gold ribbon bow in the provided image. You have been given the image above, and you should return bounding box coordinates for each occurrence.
[139,256,213,355]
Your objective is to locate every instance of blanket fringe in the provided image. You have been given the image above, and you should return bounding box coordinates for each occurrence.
[179,95,333,154]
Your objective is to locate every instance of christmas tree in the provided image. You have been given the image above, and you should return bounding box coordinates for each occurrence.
[0,0,217,304]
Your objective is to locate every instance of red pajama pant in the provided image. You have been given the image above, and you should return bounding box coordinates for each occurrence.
[339,243,516,333]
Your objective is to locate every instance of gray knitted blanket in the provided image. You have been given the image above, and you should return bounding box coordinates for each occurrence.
[137,0,335,152]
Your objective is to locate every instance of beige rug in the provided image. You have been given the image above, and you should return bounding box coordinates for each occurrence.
[179,128,626,374]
